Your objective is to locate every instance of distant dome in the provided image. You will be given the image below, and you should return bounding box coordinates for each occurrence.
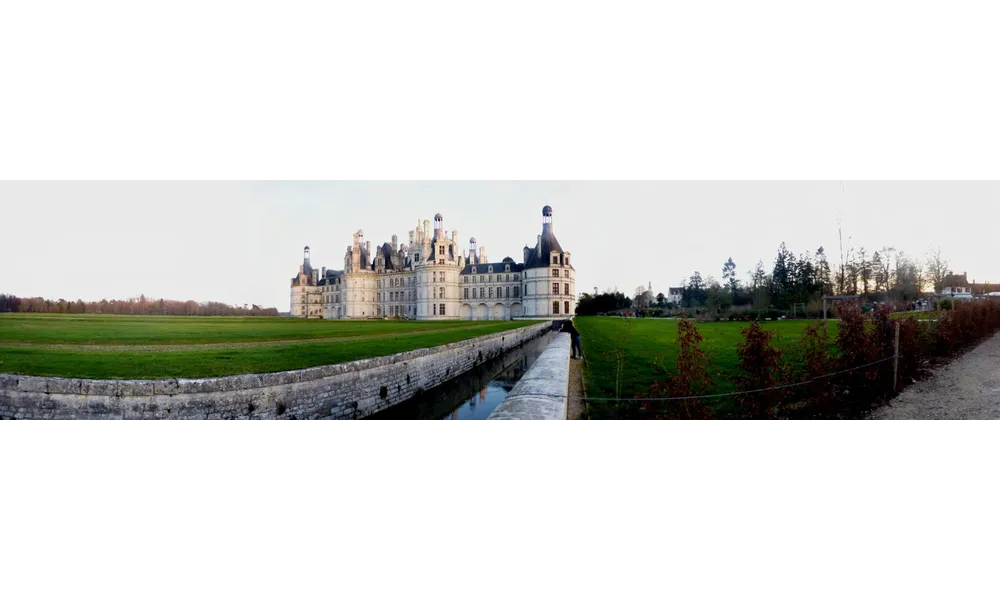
[542,205,553,217]
[435,213,443,221]
[502,256,515,263]
[304,246,311,251]
[470,237,477,243]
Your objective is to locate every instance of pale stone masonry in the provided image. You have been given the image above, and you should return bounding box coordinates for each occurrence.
[0,323,552,420]
[291,205,577,321]
[489,333,571,420]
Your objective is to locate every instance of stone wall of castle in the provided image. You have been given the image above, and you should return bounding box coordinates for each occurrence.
[0,322,552,420]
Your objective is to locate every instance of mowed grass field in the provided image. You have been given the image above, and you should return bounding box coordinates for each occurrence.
[576,316,841,404]
[0,314,539,379]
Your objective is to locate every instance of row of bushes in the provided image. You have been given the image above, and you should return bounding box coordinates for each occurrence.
[603,299,1000,420]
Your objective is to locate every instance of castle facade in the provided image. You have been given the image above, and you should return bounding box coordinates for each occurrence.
[290,206,576,321]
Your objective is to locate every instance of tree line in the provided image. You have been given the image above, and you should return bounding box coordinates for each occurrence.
[659,243,978,313]
[0,294,280,317]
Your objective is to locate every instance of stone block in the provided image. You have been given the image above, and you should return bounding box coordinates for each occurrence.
[81,380,118,396]
[17,377,49,394]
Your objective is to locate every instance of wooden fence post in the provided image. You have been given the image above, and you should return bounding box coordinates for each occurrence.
[893,320,901,392]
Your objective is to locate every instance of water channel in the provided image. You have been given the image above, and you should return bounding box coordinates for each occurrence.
[367,331,556,420]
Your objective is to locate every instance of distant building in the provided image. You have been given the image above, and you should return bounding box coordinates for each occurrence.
[290,206,576,320]
[668,287,684,305]
[940,286,973,300]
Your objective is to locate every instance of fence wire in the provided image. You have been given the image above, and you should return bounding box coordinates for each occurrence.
[579,355,899,403]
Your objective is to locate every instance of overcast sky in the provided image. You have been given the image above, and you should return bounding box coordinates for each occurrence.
[2,181,997,310]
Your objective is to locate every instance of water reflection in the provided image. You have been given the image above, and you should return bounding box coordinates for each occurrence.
[368,332,553,420]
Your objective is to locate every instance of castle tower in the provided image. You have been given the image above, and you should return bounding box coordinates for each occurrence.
[470,237,478,264]
[522,205,576,319]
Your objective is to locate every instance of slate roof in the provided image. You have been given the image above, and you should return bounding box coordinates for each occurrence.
[461,261,524,275]
[371,243,395,270]
[318,270,345,286]
[524,223,565,269]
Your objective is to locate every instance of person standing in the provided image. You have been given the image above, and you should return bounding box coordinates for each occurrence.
[561,319,583,360]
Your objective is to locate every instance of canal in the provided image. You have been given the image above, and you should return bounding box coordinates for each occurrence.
[366,331,556,420]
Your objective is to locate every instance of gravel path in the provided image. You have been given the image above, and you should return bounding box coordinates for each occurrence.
[872,333,1000,420]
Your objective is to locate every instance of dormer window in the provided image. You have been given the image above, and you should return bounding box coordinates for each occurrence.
[472,267,477,274]
[505,265,511,272]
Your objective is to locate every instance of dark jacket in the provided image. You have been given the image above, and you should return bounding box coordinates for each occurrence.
[560,320,580,337]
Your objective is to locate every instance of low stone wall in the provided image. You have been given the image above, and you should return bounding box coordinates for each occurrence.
[489,333,570,420]
[0,322,552,420]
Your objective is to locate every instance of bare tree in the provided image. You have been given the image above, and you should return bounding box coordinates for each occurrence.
[925,248,950,293]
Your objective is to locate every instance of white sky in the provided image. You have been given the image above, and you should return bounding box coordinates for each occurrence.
[2,181,997,310]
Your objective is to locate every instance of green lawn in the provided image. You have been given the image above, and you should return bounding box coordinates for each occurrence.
[890,311,940,320]
[0,314,539,379]
[0,313,503,345]
[576,317,840,413]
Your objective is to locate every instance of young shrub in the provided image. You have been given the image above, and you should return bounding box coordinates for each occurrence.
[834,301,880,413]
[895,317,924,385]
[795,322,837,417]
[733,321,786,419]
[646,319,715,419]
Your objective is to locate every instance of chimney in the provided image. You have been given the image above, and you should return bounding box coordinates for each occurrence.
[523,246,530,264]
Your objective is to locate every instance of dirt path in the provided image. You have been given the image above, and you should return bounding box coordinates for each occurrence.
[872,333,1000,420]
[567,357,587,420]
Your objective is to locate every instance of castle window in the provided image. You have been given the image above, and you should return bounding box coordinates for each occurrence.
[464,289,469,299]
[565,283,570,295]
[565,301,570,315]
[564,270,569,279]
[551,256,557,265]
[481,287,485,298]
[553,302,560,315]
[505,287,510,298]
[497,287,502,298]
[514,287,519,298]
[439,245,445,256]
[552,269,559,277]
[464,276,469,283]
[489,288,494,298]
[553,283,559,295]
[440,287,445,299]
[434,304,437,316]
[489,275,493,283]
[473,289,478,299]
[480,276,485,283]
[440,304,445,316]
[514,274,519,282]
